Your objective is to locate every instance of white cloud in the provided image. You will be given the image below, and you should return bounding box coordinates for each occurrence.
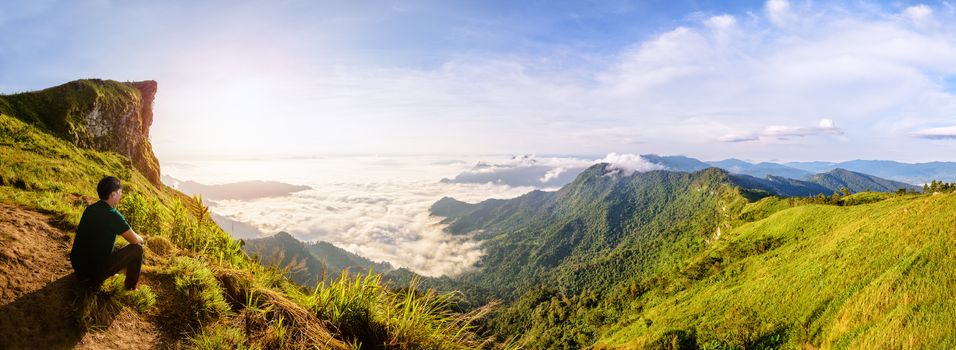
[902,4,933,24]
[718,133,759,143]
[705,14,736,30]
[598,153,668,175]
[765,0,795,26]
[762,119,844,139]
[910,125,956,139]
[539,167,567,183]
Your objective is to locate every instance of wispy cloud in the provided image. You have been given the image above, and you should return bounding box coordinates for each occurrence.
[717,133,760,143]
[762,119,844,139]
[910,126,956,140]
[719,119,843,143]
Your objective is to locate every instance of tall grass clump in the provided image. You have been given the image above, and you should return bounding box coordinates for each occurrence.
[75,275,157,330]
[168,196,247,267]
[304,270,493,349]
[187,324,257,350]
[167,256,231,321]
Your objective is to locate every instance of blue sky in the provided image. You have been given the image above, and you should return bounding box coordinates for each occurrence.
[2,0,956,162]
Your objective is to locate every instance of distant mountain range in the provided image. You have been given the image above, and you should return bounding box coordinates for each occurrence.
[785,160,956,184]
[731,168,917,197]
[441,154,954,187]
[161,175,311,200]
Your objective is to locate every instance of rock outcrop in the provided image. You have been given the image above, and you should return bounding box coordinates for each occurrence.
[0,79,162,184]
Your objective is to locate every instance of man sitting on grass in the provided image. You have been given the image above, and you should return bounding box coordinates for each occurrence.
[70,176,145,290]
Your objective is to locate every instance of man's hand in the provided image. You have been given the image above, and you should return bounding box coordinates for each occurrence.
[121,229,144,245]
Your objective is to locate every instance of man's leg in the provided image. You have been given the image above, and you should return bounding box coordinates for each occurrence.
[96,244,143,290]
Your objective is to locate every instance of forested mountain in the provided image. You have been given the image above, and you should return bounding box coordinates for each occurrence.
[430,163,956,348]
[434,165,750,300]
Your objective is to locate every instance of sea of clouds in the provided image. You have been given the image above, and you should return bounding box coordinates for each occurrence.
[162,153,667,277]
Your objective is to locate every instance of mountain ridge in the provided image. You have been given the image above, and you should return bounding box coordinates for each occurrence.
[440,153,948,188]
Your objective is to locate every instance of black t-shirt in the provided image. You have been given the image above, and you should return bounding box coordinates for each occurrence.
[70,200,131,277]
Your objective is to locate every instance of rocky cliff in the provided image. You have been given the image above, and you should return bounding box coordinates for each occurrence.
[0,79,161,184]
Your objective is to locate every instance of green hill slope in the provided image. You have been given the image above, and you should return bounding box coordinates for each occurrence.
[595,191,956,349]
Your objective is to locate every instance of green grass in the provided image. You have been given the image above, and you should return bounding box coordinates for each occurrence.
[593,193,956,349]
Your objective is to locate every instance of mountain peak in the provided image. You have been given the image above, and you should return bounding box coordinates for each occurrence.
[273,231,296,241]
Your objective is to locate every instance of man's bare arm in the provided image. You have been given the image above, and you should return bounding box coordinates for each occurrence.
[121,229,144,245]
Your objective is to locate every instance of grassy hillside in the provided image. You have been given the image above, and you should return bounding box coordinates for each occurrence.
[594,191,956,349]
[0,85,493,349]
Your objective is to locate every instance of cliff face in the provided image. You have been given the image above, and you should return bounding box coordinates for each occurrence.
[0,79,162,185]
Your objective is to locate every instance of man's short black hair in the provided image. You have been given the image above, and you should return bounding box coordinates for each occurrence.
[97,176,123,200]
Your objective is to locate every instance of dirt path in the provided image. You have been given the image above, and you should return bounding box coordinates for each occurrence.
[0,203,165,349]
